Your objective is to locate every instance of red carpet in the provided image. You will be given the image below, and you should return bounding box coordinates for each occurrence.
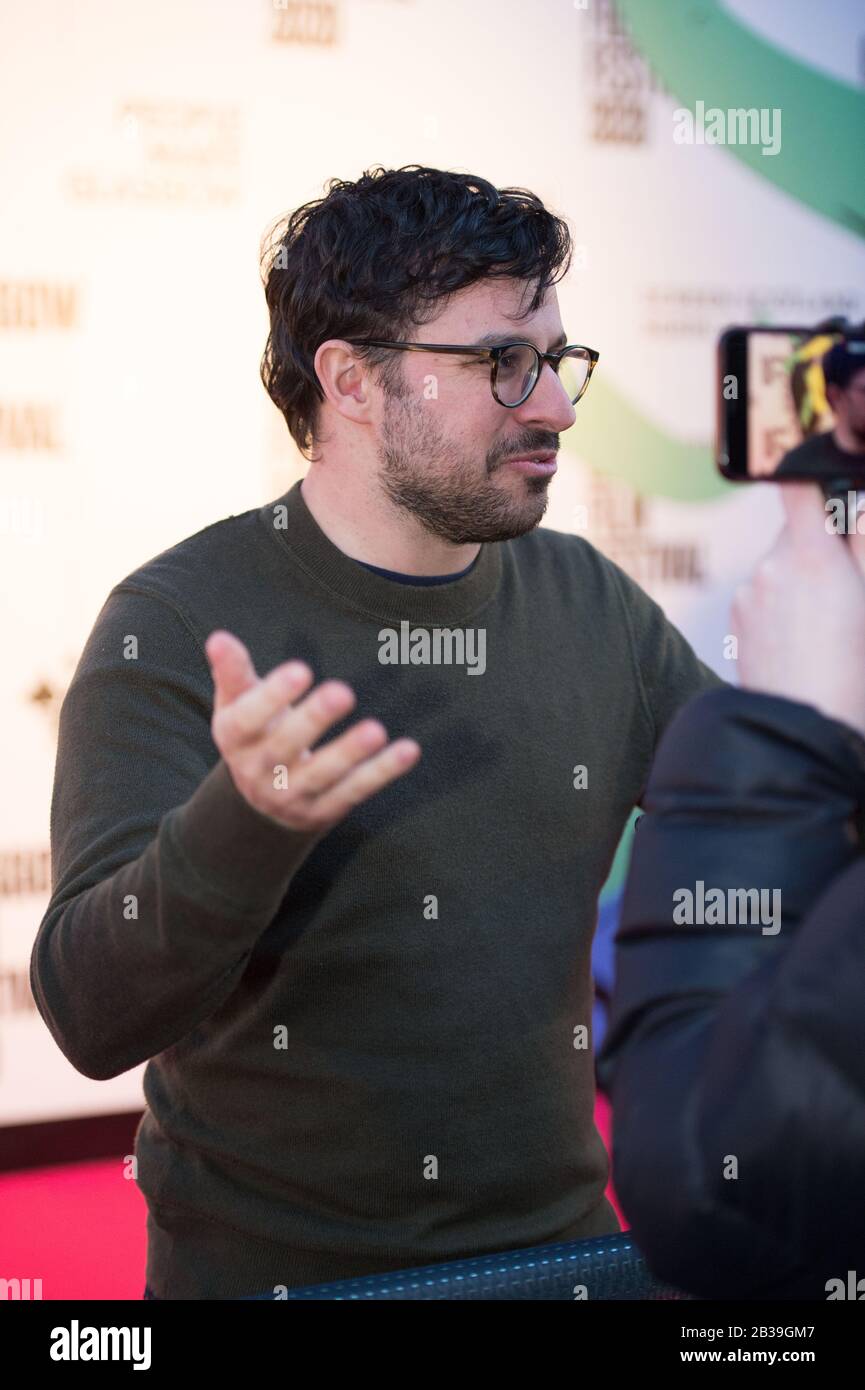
[0,1156,148,1300]
[0,1097,622,1299]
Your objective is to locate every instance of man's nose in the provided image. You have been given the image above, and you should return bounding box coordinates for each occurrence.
[513,362,577,432]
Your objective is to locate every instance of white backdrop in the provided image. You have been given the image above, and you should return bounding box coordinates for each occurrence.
[1,0,863,1128]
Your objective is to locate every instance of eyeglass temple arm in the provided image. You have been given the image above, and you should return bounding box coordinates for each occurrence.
[346,339,599,366]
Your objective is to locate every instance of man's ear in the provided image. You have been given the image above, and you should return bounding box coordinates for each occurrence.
[313,339,372,425]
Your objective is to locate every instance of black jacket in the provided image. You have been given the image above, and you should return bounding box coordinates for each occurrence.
[597,685,865,1300]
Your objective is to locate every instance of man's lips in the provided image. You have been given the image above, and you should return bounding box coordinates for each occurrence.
[501,452,557,476]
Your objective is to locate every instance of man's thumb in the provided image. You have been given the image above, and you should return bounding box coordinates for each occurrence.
[206,630,259,709]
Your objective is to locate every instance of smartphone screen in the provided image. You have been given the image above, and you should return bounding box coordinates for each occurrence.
[747,330,840,477]
[717,326,865,483]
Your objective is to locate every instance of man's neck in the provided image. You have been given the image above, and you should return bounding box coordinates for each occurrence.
[299,468,481,577]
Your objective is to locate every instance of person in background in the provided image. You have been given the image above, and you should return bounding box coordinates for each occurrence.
[598,482,865,1300]
[776,337,865,479]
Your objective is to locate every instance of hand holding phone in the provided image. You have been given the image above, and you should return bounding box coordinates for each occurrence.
[730,482,865,741]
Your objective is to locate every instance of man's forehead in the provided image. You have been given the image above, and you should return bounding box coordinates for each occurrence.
[436,279,563,340]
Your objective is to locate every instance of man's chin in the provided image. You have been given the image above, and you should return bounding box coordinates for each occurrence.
[460,496,549,544]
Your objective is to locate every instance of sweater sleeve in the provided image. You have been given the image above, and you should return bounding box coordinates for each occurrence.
[607,559,730,783]
[596,686,865,1298]
[30,585,324,1081]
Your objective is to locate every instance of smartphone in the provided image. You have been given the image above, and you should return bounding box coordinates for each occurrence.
[717,325,865,484]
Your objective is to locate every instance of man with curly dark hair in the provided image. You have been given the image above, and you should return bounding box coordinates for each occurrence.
[776,336,865,479]
[33,165,725,1299]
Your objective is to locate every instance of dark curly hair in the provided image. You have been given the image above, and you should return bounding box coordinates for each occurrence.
[259,164,573,459]
[823,337,865,393]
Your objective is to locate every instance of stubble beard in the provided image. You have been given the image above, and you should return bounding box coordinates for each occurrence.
[375,382,551,545]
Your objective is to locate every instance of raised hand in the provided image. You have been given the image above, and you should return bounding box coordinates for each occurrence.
[205,630,421,833]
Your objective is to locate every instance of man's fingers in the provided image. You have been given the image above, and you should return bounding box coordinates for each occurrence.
[212,660,314,750]
[262,680,359,766]
[204,636,422,829]
[286,719,390,796]
[305,738,422,825]
[206,631,260,710]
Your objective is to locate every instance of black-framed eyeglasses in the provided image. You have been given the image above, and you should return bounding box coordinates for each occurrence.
[342,338,600,409]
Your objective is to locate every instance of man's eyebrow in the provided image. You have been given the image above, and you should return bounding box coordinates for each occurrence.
[472,329,569,351]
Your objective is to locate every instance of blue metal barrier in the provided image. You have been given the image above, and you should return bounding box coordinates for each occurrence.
[242,1232,693,1301]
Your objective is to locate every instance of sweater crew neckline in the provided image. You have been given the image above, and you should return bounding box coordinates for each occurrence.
[260,479,503,625]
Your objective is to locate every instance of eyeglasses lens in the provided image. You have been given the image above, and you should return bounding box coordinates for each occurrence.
[556,349,590,403]
[496,346,589,405]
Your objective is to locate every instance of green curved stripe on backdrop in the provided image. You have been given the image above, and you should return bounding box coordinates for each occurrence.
[563,374,734,500]
[599,808,639,904]
[615,0,865,239]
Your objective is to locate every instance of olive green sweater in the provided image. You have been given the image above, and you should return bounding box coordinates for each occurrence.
[31,479,725,1298]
